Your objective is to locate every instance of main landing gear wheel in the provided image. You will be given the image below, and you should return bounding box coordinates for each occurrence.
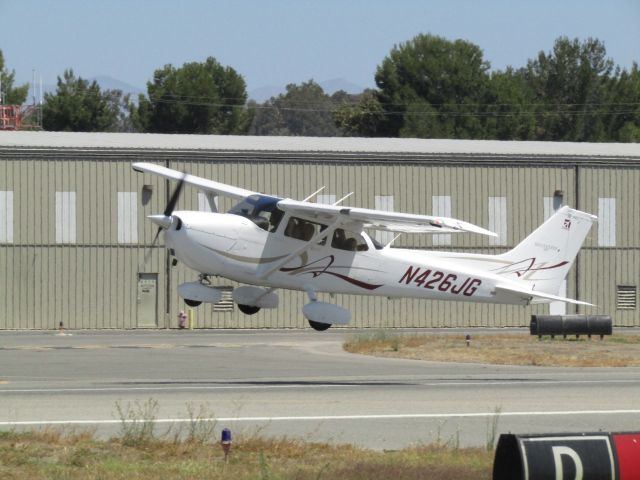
[238,304,261,315]
[308,320,331,331]
[184,298,202,307]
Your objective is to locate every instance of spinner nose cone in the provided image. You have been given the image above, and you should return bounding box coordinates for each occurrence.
[147,214,173,229]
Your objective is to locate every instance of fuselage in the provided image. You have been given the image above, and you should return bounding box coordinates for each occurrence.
[164,210,529,305]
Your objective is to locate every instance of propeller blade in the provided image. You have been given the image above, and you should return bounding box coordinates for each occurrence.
[164,175,186,216]
[141,172,186,269]
[143,226,163,265]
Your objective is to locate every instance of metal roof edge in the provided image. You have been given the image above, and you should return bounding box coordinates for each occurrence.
[1,131,639,158]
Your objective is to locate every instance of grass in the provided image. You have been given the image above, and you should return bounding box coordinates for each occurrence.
[0,429,493,480]
[343,331,640,367]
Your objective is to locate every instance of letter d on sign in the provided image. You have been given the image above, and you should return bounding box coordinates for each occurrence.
[552,446,584,480]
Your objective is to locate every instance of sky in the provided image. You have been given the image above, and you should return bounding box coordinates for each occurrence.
[2,0,639,96]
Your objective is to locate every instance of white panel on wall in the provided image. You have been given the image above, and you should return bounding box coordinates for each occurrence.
[598,197,616,247]
[198,192,219,212]
[374,195,394,244]
[317,194,337,205]
[0,191,14,243]
[543,196,554,221]
[548,279,567,315]
[55,191,76,244]
[488,196,507,246]
[117,192,138,244]
[432,195,451,246]
[543,195,563,221]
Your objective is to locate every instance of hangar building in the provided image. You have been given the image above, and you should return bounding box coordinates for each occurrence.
[1,132,639,329]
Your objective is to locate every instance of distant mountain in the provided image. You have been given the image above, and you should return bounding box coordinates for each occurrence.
[249,78,365,102]
[319,78,365,95]
[248,85,286,103]
[39,75,365,104]
[90,75,145,97]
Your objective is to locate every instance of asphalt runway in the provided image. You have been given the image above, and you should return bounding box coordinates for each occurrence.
[1,329,639,449]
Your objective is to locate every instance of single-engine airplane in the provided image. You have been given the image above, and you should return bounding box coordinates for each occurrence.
[133,162,596,331]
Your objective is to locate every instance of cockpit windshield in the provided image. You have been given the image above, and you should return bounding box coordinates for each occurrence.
[228,194,284,232]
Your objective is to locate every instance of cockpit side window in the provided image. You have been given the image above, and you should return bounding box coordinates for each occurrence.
[331,228,368,251]
[228,195,284,232]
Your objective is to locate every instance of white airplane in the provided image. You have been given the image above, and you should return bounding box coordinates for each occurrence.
[133,162,597,331]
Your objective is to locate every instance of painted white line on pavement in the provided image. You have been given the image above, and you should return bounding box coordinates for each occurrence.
[2,410,640,427]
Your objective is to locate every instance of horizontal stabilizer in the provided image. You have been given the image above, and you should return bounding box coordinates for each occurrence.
[495,284,594,307]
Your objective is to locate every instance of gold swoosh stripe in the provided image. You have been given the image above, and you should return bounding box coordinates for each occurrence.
[199,245,290,264]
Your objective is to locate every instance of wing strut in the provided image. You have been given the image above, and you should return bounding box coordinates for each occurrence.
[302,186,326,202]
[333,192,353,205]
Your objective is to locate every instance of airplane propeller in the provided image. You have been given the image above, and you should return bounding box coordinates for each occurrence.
[142,174,186,265]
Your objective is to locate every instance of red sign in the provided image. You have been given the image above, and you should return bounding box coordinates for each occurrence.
[613,434,640,480]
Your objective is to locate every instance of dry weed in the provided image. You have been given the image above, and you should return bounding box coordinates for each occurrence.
[0,428,493,480]
[344,332,640,367]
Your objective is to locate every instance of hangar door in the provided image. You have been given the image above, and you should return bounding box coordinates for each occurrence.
[137,273,158,327]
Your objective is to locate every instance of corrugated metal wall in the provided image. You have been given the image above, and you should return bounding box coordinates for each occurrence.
[0,151,638,329]
[577,167,640,326]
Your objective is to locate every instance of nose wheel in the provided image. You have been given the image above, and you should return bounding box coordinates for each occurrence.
[182,274,212,307]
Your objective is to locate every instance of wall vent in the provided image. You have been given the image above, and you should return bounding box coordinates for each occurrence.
[213,286,234,313]
[617,285,637,310]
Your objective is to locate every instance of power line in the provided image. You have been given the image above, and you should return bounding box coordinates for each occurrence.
[144,96,638,118]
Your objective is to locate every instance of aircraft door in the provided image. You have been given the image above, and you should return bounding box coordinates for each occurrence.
[137,273,158,327]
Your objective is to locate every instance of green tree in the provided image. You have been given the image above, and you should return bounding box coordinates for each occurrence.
[43,70,130,132]
[333,89,386,137]
[484,68,536,140]
[524,37,614,141]
[249,80,339,136]
[374,33,491,138]
[133,57,250,134]
[0,49,29,105]
[603,63,640,142]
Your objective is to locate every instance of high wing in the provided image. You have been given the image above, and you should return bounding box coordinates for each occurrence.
[276,198,497,237]
[132,162,255,200]
[132,162,495,237]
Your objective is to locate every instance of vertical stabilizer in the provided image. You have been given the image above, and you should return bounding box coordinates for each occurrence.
[494,206,597,295]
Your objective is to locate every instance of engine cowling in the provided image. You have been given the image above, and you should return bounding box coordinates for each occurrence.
[177,282,222,304]
[232,286,279,309]
[303,302,351,326]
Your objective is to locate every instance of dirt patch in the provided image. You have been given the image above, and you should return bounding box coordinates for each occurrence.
[343,331,640,367]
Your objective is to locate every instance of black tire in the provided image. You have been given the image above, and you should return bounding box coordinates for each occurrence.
[238,304,261,315]
[184,298,202,307]
[308,320,331,331]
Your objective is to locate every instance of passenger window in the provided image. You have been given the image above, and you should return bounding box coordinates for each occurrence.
[284,217,328,242]
[331,229,368,251]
